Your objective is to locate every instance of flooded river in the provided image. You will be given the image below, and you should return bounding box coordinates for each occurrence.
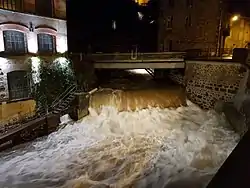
[0,70,239,188]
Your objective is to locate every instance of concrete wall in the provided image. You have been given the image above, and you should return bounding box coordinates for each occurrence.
[0,99,36,127]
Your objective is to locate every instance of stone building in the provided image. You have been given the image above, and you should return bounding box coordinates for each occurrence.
[0,0,67,103]
[224,15,250,52]
[158,0,229,55]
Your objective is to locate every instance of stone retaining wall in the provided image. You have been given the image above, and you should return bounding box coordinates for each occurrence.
[185,61,247,109]
[169,61,248,110]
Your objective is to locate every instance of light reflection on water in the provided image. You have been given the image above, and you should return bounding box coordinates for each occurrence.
[0,101,239,188]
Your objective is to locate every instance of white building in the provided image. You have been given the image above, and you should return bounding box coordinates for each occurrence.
[0,0,67,102]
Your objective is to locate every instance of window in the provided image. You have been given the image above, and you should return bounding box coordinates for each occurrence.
[7,70,30,100]
[166,16,173,28]
[168,0,174,7]
[186,0,193,7]
[37,33,55,53]
[3,30,27,53]
[0,0,23,11]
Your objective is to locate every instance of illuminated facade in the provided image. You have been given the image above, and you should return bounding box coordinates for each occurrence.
[224,15,250,52]
[0,0,67,102]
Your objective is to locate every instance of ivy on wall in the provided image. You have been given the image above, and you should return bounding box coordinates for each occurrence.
[30,57,76,111]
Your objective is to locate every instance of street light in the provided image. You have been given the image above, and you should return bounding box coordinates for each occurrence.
[232,15,239,22]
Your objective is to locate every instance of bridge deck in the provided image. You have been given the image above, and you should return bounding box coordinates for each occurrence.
[89,52,186,69]
[94,62,185,69]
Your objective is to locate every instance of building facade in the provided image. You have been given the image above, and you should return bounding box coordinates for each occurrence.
[158,0,229,55]
[225,15,250,51]
[0,0,67,102]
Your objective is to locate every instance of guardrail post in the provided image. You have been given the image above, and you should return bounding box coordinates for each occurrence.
[131,47,138,60]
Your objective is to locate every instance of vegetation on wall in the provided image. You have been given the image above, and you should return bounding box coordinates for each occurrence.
[30,57,76,112]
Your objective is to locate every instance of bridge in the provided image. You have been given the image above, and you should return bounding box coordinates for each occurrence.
[88,52,186,69]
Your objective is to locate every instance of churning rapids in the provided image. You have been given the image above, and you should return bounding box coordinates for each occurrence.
[0,101,239,188]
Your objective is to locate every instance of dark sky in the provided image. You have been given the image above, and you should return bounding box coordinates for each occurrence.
[228,0,250,16]
[66,0,142,52]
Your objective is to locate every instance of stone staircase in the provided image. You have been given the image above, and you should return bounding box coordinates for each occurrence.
[34,84,77,118]
[50,84,77,115]
[53,93,76,115]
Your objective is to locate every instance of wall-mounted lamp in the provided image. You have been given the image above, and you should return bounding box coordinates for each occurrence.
[231,15,239,22]
[29,22,34,32]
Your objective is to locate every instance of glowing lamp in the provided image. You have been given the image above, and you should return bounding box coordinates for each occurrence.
[232,15,239,22]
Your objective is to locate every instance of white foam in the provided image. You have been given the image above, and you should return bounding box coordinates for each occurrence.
[60,114,72,125]
[0,102,239,188]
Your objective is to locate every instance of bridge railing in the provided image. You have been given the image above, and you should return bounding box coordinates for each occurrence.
[88,52,186,62]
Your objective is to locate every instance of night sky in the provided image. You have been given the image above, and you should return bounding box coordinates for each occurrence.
[66,0,150,53]
[228,0,250,16]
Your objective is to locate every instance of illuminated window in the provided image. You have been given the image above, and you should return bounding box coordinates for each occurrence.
[37,33,55,53]
[3,30,27,53]
[0,0,23,11]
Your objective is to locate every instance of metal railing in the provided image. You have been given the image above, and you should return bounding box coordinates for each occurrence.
[89,52,186,62]
[50,84,77,110]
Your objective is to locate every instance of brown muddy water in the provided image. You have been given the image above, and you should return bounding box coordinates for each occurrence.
[0,69,239,188]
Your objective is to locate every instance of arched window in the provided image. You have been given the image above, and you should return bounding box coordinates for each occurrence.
[37,33,56,53]
[7,70,30,100]
[3,30,27,53]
